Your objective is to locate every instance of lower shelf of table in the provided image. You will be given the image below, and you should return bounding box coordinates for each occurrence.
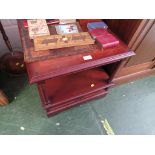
[37,67,114,117]
[47,89,108,117]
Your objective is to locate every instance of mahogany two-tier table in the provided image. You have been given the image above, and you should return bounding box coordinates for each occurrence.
[18,20,135,117]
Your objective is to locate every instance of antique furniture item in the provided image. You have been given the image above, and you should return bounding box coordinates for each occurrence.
[18,20,135,117]
[0,21,25,75]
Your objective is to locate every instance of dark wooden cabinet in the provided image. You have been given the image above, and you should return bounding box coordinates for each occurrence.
[18,20,134,117]
[111,19,155,84]
[126,23,155,66]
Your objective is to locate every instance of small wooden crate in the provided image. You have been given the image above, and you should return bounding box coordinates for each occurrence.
[34,32,94,51]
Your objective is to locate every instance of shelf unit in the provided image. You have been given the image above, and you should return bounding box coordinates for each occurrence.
[38,67,113,116]
[18,20,135,117]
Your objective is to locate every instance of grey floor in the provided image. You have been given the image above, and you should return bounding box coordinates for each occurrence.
[0,72,155,135]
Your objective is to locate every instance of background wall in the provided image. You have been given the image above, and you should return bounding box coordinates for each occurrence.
[0,19,22,57]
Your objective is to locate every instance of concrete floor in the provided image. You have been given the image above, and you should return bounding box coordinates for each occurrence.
[0,72,155,135]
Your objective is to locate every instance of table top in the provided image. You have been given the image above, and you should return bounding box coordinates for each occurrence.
[17,20,135,84]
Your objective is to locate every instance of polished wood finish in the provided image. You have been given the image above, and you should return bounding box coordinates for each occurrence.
[18,19,134,116]
[115,62,152,78]
[18,20,84,63]
[26,46,134,84]
[38,67,114,116]
[40,87,108,117]
[128,20,150,49]
[126,22,155,67]
[113,67,155,85]
[103,19,142,44]
[104,19,155,84]
[78,19,155,85]
[24,25,134,84]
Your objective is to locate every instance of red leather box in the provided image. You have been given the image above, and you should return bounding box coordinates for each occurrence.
[89,28,110,39]
[96,34,119,49]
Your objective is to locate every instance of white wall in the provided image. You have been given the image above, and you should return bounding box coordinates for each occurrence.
[0,19,22,56]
